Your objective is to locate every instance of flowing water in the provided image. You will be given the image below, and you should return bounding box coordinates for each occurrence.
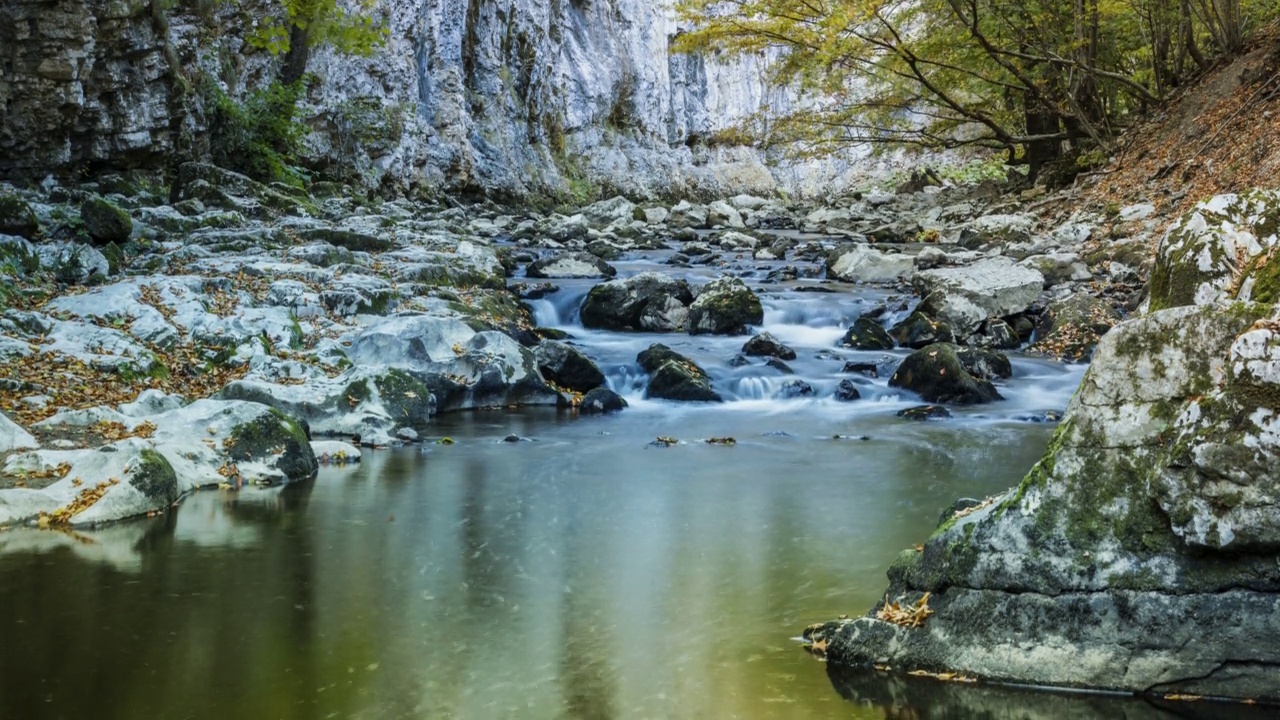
[0,248,1259,718]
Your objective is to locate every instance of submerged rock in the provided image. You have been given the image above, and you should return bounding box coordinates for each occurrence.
[896,405,951,421]
[742,331,796,360]
[579,387,628,415]
[889,343,1001,404]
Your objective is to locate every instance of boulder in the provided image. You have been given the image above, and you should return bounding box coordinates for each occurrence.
[80,196,133,245]
[534,340,606,392]
[957,213,1036,249]
[742,332,797,360]
[807,194,1280,702]
[1,400,316,527]
[827,245,915,283]
[1028,295,1122,361]
[344,316,557,413]
[955,347,1012,381]
[222,366,436,447]
[0,193,39,238]
[580,272,694,332]
[1149,189,1280,311]
[707,200,745,228]
[687,277,764,335]
[889,343,1001,404]
[35,242,110,283]
[913,258,1043,336]
[579,387,628,414]
[580,196,637,226]
[646,360,721,402]
[889,311,954,349]
[527,252,617,279]
[669,200,709,229]
[841,317,895,350]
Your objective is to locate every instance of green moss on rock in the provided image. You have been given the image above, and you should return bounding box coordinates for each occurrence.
[229,409,317,480]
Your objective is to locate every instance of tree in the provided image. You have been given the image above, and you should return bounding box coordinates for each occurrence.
[249,0,389,84]
[675,0,1275,181]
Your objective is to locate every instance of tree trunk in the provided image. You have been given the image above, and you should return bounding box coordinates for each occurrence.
[281,24,311,85]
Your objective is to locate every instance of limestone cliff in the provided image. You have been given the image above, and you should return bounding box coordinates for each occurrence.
[0,0,868,198]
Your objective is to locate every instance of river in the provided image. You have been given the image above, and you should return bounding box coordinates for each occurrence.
[0,244,1257,718]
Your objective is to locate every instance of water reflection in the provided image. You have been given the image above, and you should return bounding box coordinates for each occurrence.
[0,408,1257,719]
[826,665,1274,720]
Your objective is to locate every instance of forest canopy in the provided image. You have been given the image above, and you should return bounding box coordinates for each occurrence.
[674,0,1279,180]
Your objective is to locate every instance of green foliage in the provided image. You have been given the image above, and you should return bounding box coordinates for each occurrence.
[204,78,307,185]
[247,0,388,61]
[674,0,1279,170]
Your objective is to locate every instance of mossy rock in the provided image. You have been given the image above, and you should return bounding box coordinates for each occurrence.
[889,343,1001,404]
[228,409,318,480]
[80,196,134,245]
[687,277,763,335]
[0,193,39,239]
[131,448,178,504]
[373,369,434,430]
[840,317,894,350]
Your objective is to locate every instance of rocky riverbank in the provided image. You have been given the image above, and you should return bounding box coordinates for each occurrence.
[0,164,1145,528]
[805,190,1280,703]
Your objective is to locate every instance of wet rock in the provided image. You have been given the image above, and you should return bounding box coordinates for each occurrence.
[968,318,1021,350]
[687,277,764,335]
[534,339,606,392]
[80,196,133,245]
[889,343,1001,404]
[955,347,1012,381]
[842,361,880,378]
[0,193,39,238]
[841,317,895,350]
[1013,410,1064,423]
[527,251,617,279]
[896,404,952,421]
[914,257,1043,336]
[833,379,862,402]
[636,343,688,373]
[827,244,915,283]
[345,316,556,413]
[764,358,794,374]
[646,359,721,402]
[889,311,954,349]
[742,331,796,360]
[580,272,693,332]
[579,387,628,414]
[773,379,815,399]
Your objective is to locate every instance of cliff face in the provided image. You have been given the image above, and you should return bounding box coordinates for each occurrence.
[0,0,865,198]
